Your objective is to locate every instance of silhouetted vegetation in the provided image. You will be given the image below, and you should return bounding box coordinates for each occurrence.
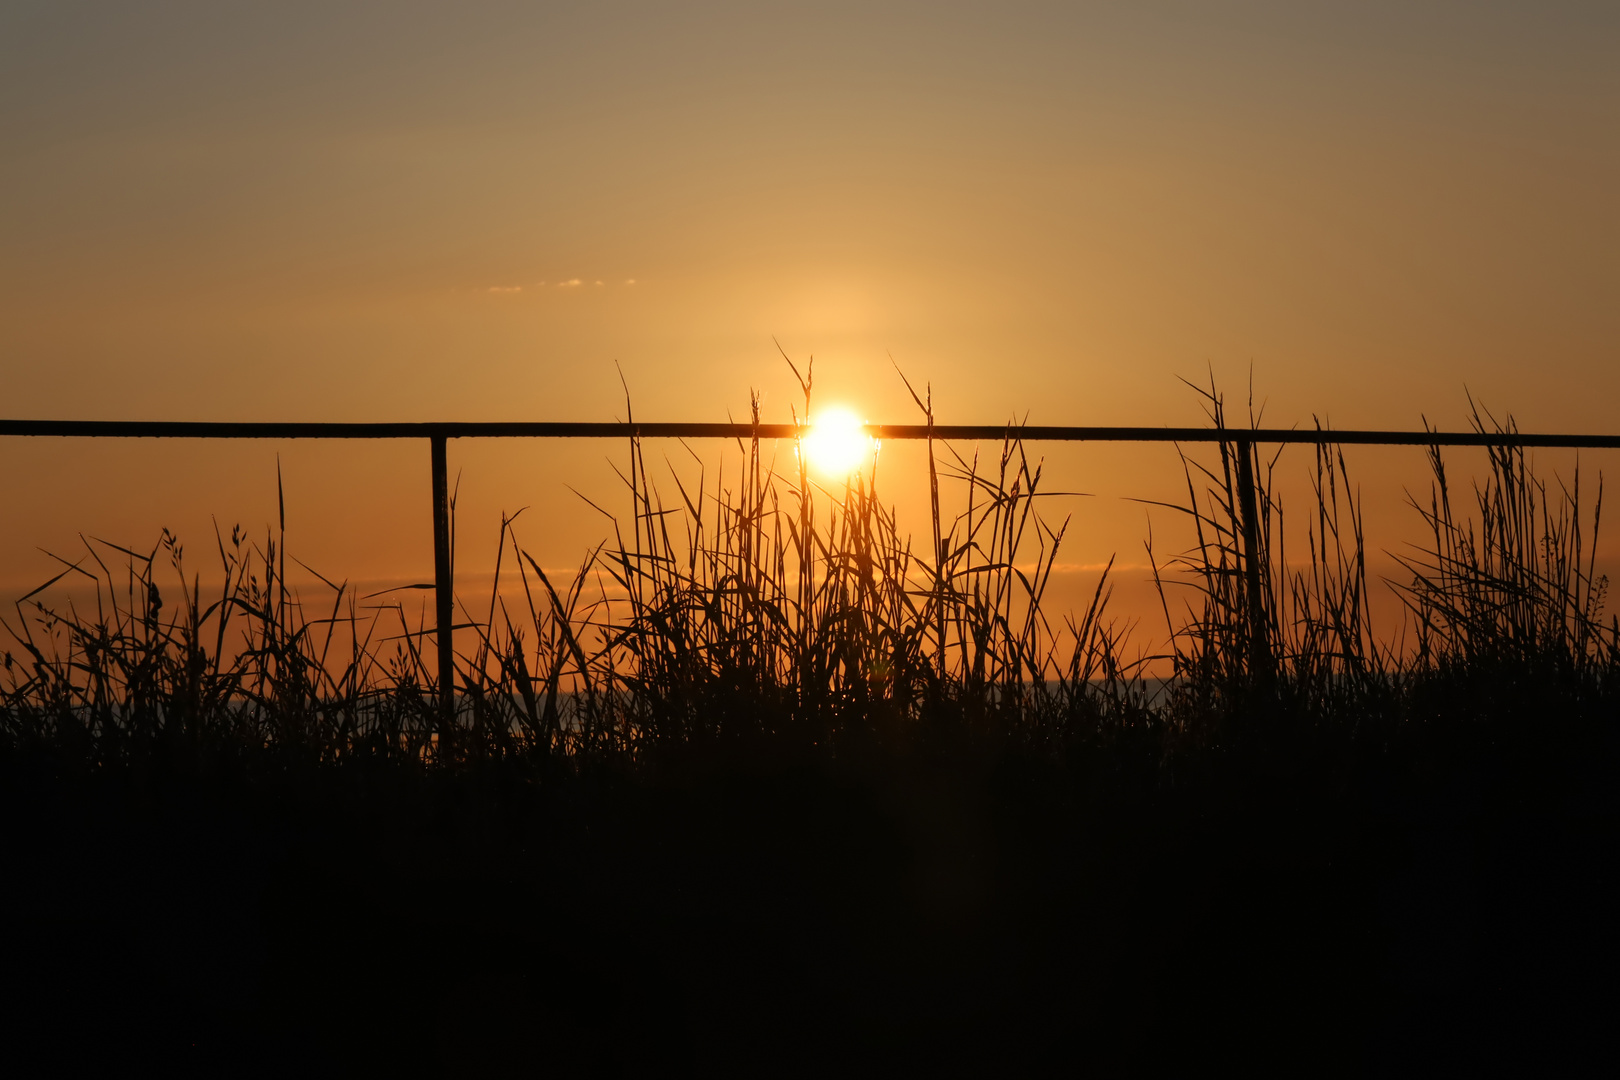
[4,378,1616,1074]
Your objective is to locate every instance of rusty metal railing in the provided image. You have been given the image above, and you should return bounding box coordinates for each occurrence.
[8,418,1617,722]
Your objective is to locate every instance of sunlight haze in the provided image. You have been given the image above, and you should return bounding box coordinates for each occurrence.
[3,0,1616,612]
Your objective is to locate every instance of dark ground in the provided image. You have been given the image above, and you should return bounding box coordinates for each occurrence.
[3,714,1616,1077]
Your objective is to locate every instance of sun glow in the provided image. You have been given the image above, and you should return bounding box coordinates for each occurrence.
[802,408,876,479]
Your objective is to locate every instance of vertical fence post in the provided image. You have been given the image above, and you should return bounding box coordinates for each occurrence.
[1233,437,1272,686]
[430,435,455,732]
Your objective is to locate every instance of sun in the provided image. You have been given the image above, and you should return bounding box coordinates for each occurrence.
[802,407,875,478]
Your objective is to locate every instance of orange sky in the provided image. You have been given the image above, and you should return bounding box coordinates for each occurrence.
[3,2,1616,635]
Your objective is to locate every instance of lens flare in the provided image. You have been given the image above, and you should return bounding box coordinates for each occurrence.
[802,408,875,478]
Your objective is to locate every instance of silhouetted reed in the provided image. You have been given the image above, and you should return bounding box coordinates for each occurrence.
[5,376,1616,772]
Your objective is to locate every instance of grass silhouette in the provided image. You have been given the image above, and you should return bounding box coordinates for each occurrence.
[2,376,1615,1074]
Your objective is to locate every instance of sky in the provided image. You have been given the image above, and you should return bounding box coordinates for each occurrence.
[2,1,1616,628]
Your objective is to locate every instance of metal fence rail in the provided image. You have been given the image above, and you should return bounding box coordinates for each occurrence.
[8,417,1619,719]
[6,419,1620,447]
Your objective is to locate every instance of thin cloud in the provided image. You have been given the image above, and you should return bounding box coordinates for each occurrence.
[557,278,582,288]
[487,285,522,294]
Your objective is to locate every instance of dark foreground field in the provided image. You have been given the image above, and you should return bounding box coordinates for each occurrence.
[5,407,1618,1074]
[5,699,1615,1077]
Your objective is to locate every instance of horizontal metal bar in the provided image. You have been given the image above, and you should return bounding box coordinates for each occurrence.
[1,418,1619,448]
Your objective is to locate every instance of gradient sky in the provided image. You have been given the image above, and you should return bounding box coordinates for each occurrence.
[3,1,1616,613]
